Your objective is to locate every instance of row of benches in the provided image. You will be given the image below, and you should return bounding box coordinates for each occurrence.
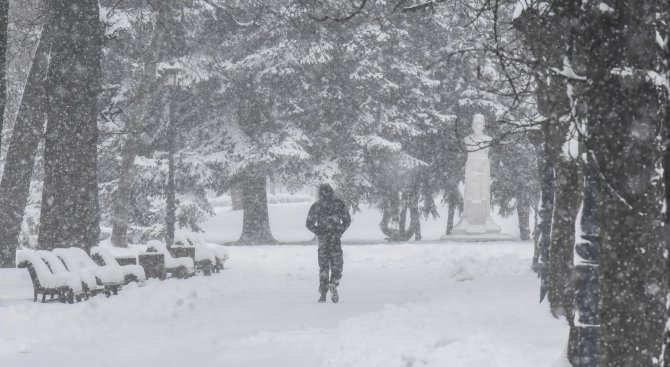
[16,242,229,304]
[17,247,135,303]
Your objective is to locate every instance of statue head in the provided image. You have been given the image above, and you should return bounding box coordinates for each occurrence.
[472,114,485,135]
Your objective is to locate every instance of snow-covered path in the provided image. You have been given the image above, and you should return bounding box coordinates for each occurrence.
[0,242,567,367]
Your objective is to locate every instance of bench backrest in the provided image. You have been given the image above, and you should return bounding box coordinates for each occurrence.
[16,249,82,292]
[90,246,120,267]
[37,250,69,274]
[54,247,96,269]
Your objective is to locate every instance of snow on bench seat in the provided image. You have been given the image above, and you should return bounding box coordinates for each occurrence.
[147,240,194,274]
[91,246,146,283]
[53,248,125,286]
[37,250,100,294]
[206,243,229,263]
[173,231,216,264]
[206,243,229,271]
[16,250,82,294]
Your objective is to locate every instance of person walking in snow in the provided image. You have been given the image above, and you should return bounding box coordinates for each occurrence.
[306,184,351,303]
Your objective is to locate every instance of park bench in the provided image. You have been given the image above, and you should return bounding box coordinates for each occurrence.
[205,243,229,273]
[90,246,146,285]
[16,249,83,303]
[147,240,194,279]
[171,244,216,276]
[53,247,124,296]
[37,250,102,299]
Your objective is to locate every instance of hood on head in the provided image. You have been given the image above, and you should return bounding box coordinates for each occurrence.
[319,184,334,200]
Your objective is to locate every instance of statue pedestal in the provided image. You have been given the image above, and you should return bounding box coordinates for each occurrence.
[441,215,514,242]
[439,232,515,242]
[451,216,501,235]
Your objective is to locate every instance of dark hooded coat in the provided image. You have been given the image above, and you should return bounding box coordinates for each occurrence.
[306,184,351,237]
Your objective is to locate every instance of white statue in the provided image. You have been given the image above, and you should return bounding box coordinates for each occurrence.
[452,114,501,235]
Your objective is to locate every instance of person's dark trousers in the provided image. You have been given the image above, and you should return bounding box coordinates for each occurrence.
[318,234,343,294]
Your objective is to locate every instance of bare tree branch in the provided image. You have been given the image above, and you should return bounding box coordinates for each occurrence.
[308,0,367,22]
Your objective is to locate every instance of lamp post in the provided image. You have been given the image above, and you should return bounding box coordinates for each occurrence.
[161,66,181,248]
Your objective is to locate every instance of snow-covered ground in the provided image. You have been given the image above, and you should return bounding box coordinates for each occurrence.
[0,203,566,367]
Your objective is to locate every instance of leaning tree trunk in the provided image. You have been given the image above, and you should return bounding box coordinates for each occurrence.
[0,28,50,268]
[38,0,102,251]
[237,173,275,245]
[444,189,460,235]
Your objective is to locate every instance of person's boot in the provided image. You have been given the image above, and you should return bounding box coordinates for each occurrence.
[329,284,339,303]
[318,291,327,303]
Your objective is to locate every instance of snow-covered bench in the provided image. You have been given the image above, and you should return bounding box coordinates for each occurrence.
[147,240,194,278]
[37,250,102,299]
[91,246,146,285]
[171,244,217,276]
[16,249,83,303]
[53,247,125,296]
[206,243,229,272]
[193,244,216,275]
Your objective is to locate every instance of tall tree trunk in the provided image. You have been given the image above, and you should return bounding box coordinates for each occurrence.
[109,0,168,247]
[408,199,421,241]
[110,137,136,247]
[537,126,556,302]
[574,150,601,367]
[548,156,581,365]
[548,156,581,318]
[0,28,50,267]
[38,0,102,251]
[516,196,531,241]
[0,0,8,154]
[231,188,243,210]
[662,23,670,367]
[578,2,667,365]
[237,173,275,244]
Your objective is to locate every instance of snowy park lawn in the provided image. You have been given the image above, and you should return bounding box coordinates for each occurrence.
[0,203,567,366]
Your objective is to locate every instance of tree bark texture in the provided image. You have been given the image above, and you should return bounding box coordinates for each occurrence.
[548,157,581,318]
[238,173,275,244]
[516,196,531,241]
[579,2,667,365]
[537,128,556,303]
[0,0,8,154]
[549,156,582,366]
[110,137,136,247]
[0,28,50,267]
[231,188,243,210]
[444,190,459,235]
[39,0,102,251]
